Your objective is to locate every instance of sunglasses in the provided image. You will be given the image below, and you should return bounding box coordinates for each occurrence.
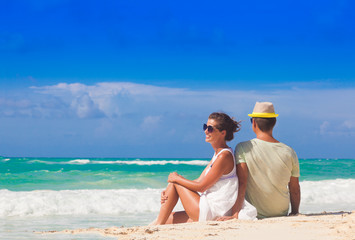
[203,124,214,133]
[250,118,253,124]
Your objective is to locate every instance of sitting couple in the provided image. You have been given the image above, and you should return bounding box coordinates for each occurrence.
[152,102,301,225]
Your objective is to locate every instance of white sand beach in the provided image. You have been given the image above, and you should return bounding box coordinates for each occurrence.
[40,211,354,240]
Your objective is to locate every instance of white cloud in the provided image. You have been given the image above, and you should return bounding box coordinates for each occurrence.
[318,120,355,136]
[320,121,330,135]
[71,94,105,119]
[0,98,35,117]
[0,99,32,108]
[342,120,355,130]
[31,82,189,119]
[2,81,355,158]
[4,82,355,127]
[141,115,162,131]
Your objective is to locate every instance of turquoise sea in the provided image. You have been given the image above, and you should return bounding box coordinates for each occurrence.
[1,157,354,239]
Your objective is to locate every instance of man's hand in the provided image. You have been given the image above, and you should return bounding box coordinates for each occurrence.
[160,190,168,204]
[216,211,239,221]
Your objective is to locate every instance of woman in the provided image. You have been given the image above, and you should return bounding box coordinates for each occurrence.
[153,112,256,225]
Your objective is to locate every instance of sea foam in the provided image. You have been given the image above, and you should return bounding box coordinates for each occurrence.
[27,159,209,166]
[0,188,163,217]
[91,160,209,166]
[0,179,354,217]
[68,159,91,164]
[300,179,355,213]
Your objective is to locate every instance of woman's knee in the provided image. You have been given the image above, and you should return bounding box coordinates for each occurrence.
[164,183,179,198]
[166,183,176,191]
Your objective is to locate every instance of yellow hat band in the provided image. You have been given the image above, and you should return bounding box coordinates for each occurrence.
[248,112,279,118]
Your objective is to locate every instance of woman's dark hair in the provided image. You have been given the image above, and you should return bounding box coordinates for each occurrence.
[208,112,241,141]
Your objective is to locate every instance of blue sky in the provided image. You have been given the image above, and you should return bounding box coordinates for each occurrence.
[0,0,354,158]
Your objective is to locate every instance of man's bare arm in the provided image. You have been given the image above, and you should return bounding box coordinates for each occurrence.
[288,176,300,215]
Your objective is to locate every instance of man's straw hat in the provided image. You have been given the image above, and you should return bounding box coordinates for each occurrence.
[248,102,279,118]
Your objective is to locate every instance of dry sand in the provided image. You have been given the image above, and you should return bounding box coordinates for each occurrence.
[40,211,354,240]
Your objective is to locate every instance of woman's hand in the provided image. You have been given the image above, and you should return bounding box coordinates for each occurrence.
[168,172,180,183]
[161,190,168,204]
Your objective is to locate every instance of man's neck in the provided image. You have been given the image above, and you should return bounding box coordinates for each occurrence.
[255,132,279,143]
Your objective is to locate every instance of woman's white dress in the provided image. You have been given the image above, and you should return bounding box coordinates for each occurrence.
[199,148,257,221]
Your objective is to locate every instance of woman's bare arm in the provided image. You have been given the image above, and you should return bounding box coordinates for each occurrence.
[217,163,248,221]
[168,151,234,192]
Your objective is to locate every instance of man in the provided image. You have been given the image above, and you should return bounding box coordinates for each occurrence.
[220,102,300,220]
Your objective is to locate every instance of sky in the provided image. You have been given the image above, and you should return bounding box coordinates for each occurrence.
[0,0,354,158]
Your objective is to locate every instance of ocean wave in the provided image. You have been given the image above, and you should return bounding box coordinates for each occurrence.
[0,188,164,217]
[299,179,355,213]
[28,159,81,165]
[0,179,354,217]
[0,158,11,162]
[27,159,209,166]
[68,159,91,164]
[300,179,355,203]
[91,160,209,166]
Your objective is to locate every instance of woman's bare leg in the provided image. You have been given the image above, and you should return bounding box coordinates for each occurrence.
[155,183,179,224]
[174,183,200,221]
[165,211,193,224]
[155,183,200,225]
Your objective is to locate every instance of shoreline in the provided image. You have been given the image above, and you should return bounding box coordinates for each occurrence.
[39,211,354,240]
